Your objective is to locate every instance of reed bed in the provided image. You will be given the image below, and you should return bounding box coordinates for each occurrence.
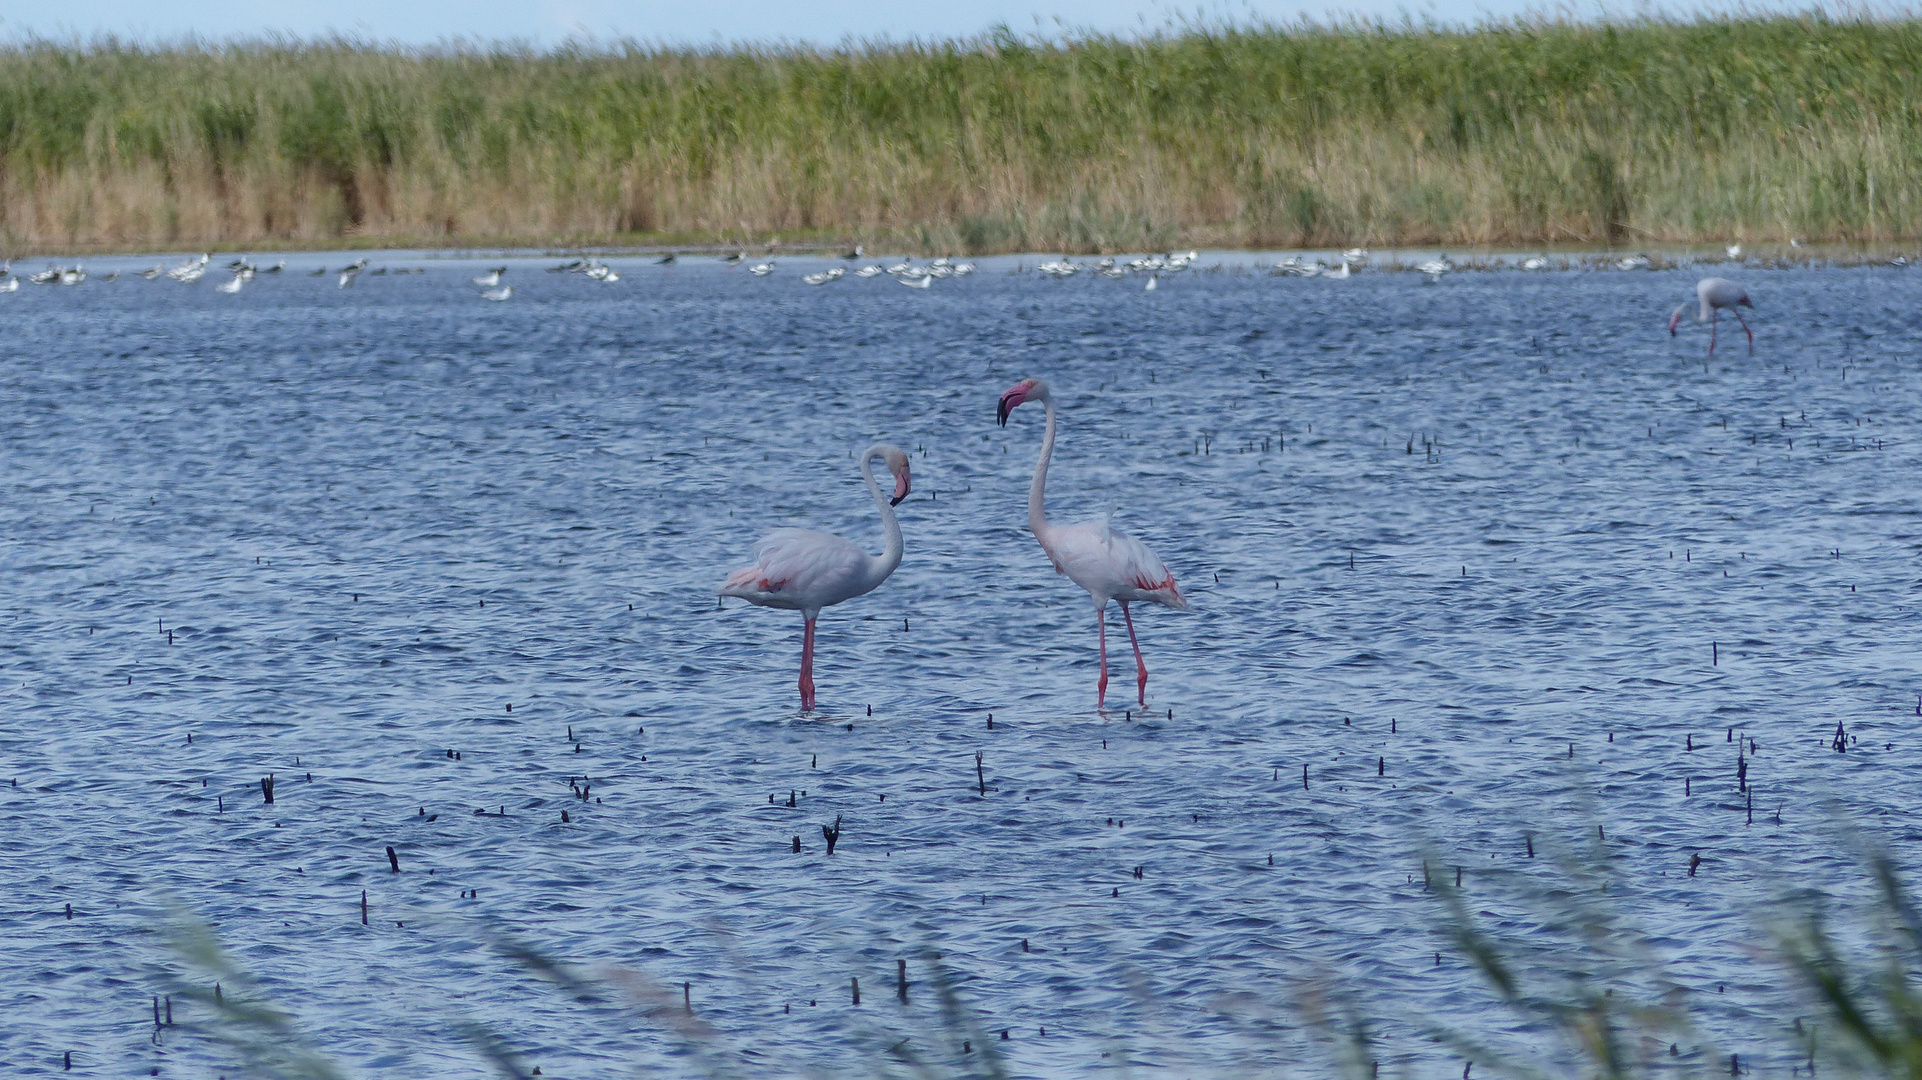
[8,14,1922,254]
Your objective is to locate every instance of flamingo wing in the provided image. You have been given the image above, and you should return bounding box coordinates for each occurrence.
[721,528,870,609]
[1043,520,1186,609]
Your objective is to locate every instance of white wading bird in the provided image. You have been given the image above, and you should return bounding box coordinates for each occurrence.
[1669,277,1753,356]
[720,444,912,711]
[997,378,1186,708]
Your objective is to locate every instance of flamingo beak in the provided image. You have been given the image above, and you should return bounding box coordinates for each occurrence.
[997,386,1026,427]
[891,463,911,506]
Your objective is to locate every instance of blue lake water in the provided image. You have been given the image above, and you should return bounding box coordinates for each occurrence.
[1,251,1919,1077]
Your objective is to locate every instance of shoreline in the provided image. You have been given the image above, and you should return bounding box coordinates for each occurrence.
[11,241,1916,269]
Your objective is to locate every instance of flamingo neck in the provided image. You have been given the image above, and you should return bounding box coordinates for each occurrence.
[859,449,904,587]
[1029,398,1056,542]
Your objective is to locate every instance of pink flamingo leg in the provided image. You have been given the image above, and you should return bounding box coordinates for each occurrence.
[1737,310,1754,354]
[1095,605,1109,707]
[799,616,817,711]
[1708,309,1718,357]
[1120,601,1149,706]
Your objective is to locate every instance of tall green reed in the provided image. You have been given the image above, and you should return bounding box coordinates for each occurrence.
[6,14,1922,252]
[2,14,1921,254]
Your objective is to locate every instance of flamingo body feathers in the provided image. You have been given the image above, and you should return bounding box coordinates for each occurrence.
[721,527,886,615]
[1038,520,1185,610]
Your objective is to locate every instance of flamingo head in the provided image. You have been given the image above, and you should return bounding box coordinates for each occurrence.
[997,377,1049,426]
[1668,304,1686,336]
[872,444,911,505]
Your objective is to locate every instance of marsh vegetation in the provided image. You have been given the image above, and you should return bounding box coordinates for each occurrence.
[4,14,1921,253]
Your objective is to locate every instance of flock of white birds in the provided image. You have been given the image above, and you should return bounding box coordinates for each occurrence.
[0,249,984,300]
[735,253,978,287]
[0,242,1894,300]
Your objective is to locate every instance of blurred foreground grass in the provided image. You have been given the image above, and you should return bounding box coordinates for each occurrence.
[152,847,1922,1078]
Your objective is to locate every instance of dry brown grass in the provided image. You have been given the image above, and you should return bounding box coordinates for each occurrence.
[3,16,1922,254]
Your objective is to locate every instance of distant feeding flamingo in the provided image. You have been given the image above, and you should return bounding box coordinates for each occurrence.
[998,378,1186,707]
[1669,277,1754,356]
[720,444,912,711]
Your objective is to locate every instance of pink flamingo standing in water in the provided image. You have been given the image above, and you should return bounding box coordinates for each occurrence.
[1669,277,1754,356]
[998,378,1186,707]
[720,444,912,711]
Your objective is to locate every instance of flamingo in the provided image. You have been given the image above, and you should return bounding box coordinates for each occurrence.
[997,378,1185,707]
[1669,277,1753,356]
[720,444,912,711]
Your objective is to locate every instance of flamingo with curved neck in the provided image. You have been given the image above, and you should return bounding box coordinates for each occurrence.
[1669,277,1754,356]
[998,378,1186,707]
[721,443,911,711]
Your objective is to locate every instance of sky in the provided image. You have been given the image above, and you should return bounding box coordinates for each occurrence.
[0,0,1835,48]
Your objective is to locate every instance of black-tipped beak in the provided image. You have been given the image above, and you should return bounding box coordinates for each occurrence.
[890,493,905,506]
[997,394,1014,427]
